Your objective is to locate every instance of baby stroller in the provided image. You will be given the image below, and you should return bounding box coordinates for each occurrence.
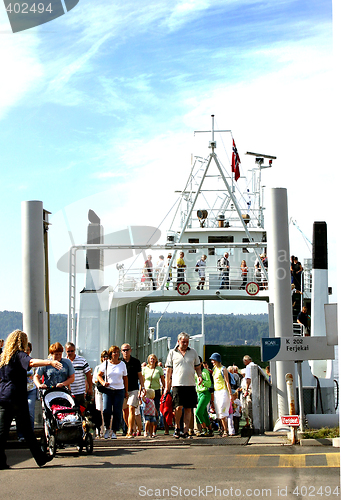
[39,387,93,457]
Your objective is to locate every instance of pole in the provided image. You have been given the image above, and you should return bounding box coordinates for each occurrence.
[285,373,298,444]
[297,361,305,432]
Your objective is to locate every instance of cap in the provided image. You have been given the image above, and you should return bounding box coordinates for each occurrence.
[209,352,221,363]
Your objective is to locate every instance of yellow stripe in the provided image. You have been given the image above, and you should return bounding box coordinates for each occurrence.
[326,454,340,468]
[278,454,306,468]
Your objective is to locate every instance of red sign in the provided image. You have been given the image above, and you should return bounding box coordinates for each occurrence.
[177,282,191,296]
[245,282,260,296]
[281,415,300,426]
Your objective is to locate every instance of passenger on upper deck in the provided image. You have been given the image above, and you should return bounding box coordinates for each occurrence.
[292,256,303,292]
[240,260,248,289]
[176,251,186,290]
[218,252,230,290]
[195,254,207,290]
[155,255,165,287]
[165,253,173,290]
[144,255,157,290]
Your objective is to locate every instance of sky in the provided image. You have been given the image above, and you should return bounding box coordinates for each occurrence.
[0,0,338,319]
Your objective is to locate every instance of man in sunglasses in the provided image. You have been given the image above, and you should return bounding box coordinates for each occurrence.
[65,342,93,408]
[121,343,144,438]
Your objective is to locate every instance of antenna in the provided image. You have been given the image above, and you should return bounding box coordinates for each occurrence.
[194,115,231,151]
[245,151,276,227]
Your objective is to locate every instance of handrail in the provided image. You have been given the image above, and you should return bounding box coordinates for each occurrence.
[117,264,268,292]
[251,364,272,434]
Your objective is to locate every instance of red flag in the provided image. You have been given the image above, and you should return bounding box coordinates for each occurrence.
[232,139,240,181]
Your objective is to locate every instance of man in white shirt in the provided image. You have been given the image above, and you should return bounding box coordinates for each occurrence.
[242,355,255,427]
[165,332,202,439]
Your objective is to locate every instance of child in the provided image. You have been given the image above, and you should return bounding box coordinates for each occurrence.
[142,389,157,438]
[231,391,242,435]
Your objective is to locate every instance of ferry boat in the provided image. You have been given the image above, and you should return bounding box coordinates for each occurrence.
[21,116,337,431]
[74,117,279,366]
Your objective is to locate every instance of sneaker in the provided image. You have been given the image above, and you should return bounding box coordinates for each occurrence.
[151,433,156,438]
[104,429,110,439]
[136,431,141,437]
[144,431,149,437]
[173,428,180,439]
[207,429,214,437]
[111,432,117,439]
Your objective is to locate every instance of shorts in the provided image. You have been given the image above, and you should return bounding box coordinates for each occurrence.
[214,389,230,419]
[144,415,157,423]
[172,386,198,409]
[122,390,139,409]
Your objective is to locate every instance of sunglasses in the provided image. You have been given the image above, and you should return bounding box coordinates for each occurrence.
[122,349,130,352]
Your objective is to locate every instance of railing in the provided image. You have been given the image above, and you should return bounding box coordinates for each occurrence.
[117,265,268,293]
[251,364,272,434]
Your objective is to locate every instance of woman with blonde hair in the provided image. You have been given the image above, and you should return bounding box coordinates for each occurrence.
[0,330,63,469]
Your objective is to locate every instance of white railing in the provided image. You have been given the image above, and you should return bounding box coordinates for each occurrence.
[117,265,268,292]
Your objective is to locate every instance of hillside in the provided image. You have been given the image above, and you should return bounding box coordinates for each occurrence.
[0,311,68,346]
[0,310,269,348]
[149,312,269,347]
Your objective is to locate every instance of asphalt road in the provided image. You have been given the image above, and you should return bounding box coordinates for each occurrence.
[2,436,340,500]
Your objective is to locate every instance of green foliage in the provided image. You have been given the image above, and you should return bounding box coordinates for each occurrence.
[302,427,339,439]
[149,312,269,348]
[0,310,268,353]
[0,311,67,345]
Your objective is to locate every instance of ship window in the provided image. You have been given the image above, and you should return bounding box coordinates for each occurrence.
[208,236,234,243]
[208,248,215,255]
[242,237,250,253]
[188,238,199,243]
[188,249,197,253]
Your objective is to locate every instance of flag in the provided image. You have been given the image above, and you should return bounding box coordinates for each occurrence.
[232,139,241,181]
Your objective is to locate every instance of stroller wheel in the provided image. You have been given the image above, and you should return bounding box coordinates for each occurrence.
[85,433,93,454]
[48,435,56,457]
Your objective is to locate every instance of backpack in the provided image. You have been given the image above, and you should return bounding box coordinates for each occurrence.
[220,366,237,391]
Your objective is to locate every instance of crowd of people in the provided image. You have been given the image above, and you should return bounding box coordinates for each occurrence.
[90,332,257,441]
[0,328,262,468]
[141,252,269,291]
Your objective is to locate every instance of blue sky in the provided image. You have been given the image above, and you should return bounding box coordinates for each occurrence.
[0,0,337,317]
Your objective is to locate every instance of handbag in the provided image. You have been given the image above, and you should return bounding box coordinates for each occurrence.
[96,360,112,395]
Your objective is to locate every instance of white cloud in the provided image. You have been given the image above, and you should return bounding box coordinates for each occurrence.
[0,18,43,118]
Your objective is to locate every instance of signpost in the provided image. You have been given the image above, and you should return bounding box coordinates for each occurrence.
[281,415,300,426]
[261,336,335,362]
[262,336,335,432]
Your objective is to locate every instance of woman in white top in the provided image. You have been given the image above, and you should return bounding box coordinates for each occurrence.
[97,345,128,439]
